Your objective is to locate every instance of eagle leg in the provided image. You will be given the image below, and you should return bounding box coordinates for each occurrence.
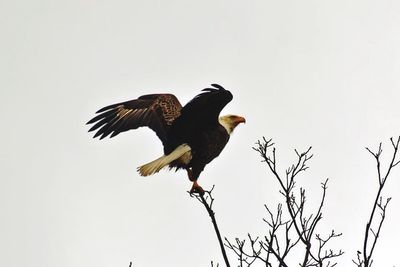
[186,168,196,181]
[190,180,204,195]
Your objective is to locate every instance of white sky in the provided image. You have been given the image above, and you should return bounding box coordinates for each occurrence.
[1,0,400,266]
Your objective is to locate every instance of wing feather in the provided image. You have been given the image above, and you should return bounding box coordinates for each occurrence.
[179,83,233,126]
[87,109,116,124]
[163,83,233,153]
[87,94,182,143]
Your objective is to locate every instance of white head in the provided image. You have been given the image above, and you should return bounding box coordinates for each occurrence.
[219,115,246,134]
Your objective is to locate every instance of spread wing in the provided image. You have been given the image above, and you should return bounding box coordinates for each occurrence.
[179,83,233,127]
[165,84,233,153]
[87,94,182,143]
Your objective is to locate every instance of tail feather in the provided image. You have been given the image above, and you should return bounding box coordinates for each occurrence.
[137,144,191,176]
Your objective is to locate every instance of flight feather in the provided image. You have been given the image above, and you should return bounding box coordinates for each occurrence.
[87,94,182,143]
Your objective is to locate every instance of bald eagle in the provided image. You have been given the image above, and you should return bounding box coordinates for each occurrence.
[87,84,245,193]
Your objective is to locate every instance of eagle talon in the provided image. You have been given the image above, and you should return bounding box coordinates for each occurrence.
[190,181,205,195]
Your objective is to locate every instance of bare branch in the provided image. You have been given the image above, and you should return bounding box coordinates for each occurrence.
[355,136,400,267]
[229,138,343,267]
[190,187,231,267]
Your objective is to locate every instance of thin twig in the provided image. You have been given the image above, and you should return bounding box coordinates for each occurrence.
[356,136,400,267]
[190,186,231,267]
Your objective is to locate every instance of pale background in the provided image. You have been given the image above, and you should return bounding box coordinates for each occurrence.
[1,1,399,266]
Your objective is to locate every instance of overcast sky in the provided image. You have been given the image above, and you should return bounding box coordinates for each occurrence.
[1,0,400,266]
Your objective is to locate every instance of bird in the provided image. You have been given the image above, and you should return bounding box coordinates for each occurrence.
[86,84,245,194]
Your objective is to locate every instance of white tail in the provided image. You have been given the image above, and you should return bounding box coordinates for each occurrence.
[137,144,191,176]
